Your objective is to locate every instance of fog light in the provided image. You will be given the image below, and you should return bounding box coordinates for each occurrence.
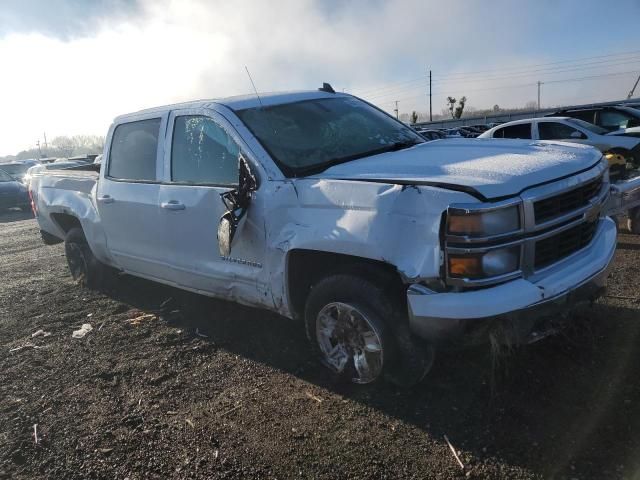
[481,247,520,277]
[449,246,520,279]
[448,255,483,278]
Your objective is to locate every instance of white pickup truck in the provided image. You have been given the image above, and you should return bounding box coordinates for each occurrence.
[30,88,619,386]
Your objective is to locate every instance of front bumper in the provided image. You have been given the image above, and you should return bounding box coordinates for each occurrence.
[407,217,617,346]
[605,173,640,217]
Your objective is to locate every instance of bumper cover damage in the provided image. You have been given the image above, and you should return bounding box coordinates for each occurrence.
[407,217,617,346]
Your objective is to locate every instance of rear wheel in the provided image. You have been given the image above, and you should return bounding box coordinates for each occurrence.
[64,227,108,289]
[304,274,433,386]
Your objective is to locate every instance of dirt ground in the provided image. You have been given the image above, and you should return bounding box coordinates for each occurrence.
[1,209,639,480]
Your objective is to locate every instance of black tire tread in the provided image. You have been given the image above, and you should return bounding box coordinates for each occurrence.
[64,227,106,289]
[304,273,433,387]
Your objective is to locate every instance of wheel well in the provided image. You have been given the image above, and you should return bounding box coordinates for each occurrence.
[286,249,406,320]
[50,213,82,236]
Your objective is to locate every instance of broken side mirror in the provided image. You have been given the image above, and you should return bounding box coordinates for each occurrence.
[217,154,257,257]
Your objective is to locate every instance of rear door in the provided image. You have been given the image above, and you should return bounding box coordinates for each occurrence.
[97,114,174,279]
[157,108,268,303]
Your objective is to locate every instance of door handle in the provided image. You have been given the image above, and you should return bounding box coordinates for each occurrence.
[98,195,114,204]
[161,201,186,211]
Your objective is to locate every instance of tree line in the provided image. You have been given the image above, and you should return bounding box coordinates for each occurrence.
[0,135,105,163]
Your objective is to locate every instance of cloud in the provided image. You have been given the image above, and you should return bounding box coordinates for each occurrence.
[0,0,142,40]
[0,0,638,155]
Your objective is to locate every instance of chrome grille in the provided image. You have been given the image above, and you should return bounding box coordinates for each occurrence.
[534,220,598,269]
[533,176,602,224]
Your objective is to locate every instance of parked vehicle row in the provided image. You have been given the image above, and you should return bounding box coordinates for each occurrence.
[30,87,619,386]
[548,105,640,134]
[479,116,640,181]
[415,123,493,140]
[0,159,40,183]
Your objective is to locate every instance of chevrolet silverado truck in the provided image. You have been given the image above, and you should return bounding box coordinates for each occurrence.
[30,88,618,386]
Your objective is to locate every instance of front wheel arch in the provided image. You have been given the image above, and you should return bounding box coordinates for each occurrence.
[304,273,434,386]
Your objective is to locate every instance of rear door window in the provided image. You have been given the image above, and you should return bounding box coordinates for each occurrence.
[108,118,161,181]
[493,123,532,139]
[538,122,586,140]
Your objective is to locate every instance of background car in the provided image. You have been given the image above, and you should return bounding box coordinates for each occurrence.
[444,128,467,138]
[0,162,32,183]
[479,116,640,181]
[417,129,445,141]
[548,105,640,132]
[0,167,30,211]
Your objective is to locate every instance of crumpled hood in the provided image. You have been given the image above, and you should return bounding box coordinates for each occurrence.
[314,138,603,200]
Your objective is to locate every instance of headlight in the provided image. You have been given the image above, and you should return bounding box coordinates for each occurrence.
[447,205,520,237]
[448,246,520,279]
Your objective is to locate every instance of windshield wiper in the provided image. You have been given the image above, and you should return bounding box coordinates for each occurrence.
[293,139,423,177]
[387,139,422,151]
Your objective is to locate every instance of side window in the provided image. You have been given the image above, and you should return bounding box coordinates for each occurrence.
[108,118,161,181]
[171,116,239,185]
[566,110,595,123]
[598,110,631,130]
[493,123,531,139]
[538,122,586,140]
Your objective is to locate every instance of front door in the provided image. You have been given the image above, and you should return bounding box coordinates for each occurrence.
[157,110,268,305]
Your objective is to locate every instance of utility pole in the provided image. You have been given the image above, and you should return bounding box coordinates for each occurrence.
[36,140,42,158]
[394,100,399,119]
[429,69,432,122]
[628,73,640,99]
[43,132,48,157]
[537,81,542,111]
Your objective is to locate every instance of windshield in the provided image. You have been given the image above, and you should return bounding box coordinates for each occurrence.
[0,169,14,182]
[236,96,424,176]
[567,118,608,135]
[1,164,29,176]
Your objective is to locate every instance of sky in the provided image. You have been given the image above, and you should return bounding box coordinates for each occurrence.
[0,0,639,156]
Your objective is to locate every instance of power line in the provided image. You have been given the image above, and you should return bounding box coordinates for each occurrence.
[352,49,640,99]
[544,69,639,84]
[376,69,639,107]
[361,57,640,102]
[430,49,640,80]
[430,57,640,85]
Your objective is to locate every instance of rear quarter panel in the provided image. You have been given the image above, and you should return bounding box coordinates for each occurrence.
[32,170,113,266]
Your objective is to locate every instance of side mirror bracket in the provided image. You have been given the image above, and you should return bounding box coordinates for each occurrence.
[217,154,257,257]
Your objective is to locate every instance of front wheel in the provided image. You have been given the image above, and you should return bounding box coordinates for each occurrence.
[304,274,433,386]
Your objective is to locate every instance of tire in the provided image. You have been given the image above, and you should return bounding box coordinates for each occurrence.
[628,207,640,235]
[64,227,107,289]
[304,274,433,386]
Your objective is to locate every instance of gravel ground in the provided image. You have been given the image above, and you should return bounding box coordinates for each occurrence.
[1,210,639,479]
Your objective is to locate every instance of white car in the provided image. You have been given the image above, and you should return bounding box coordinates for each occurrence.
[30,89,619,385]
[479,117,640,181]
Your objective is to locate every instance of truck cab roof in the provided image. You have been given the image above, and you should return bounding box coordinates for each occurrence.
[114,90,346,122]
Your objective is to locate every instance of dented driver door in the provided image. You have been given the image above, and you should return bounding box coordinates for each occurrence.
[157,108,268,305]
